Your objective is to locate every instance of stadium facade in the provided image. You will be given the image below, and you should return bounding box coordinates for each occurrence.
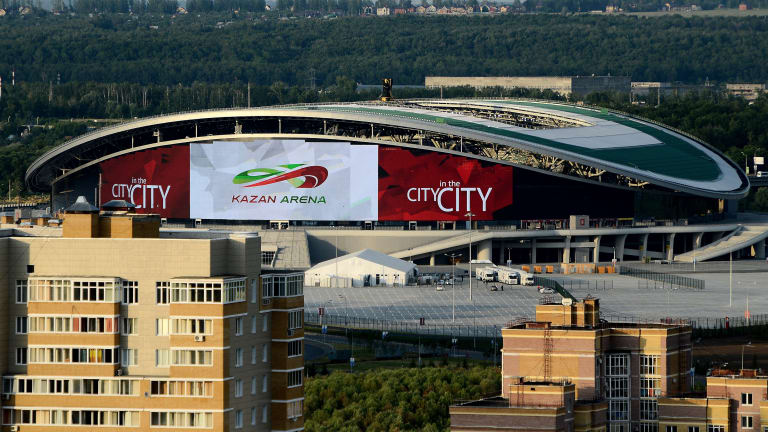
[26,99,749,224]
[25,99,760,267]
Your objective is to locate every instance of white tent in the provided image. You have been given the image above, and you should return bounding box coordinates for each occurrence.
[305,249,417,288]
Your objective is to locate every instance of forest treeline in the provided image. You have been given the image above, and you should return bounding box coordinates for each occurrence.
[303,366,500,431]
[2,14,768,86]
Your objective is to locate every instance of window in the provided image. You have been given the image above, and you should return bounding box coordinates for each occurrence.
[609,400,628,421]
[607,353,629,376]
[235,409,243,428]
[235,348,243,367]
[742,416,753,429]
[156,319,170,336]
[251,377,257,395]
[287,370,303,387]
[251,316,257,334]
[261,251,275,265]
[16,316,27,334]
[235,379,243,398]
[707,427,725,432]
[640,377,661,398]
[742,393,753,405]
[150,411,212,427]
[262,374,268,393]
[234,317,243,336]
[640,399,658,420]
[121,349,138,367]
[26,264,34,273]
[251,407,257,425]
[121,318,137,335]
[121,281,139,304]
[70,279,117,302]
[288,340,302,357]
[172,349,213,366]
[262,404,268,424]
[16,280,27,303]
[156,282,170,304]
[29,279,72,302]
[224,279,246,303]
[155,349,170,367]
[150,380,213,397]
[640,355,659,375]
[287,400,303,419]
[688,427,700,432]
[262,344,268,363]
[16,348,27,365]
[288,310,302,330]
[640,424,659,432]
[171,318,212,335]
[608,377,629,398]
[263,314,269,332]
[251,346,257,364]
[666,427,677,432]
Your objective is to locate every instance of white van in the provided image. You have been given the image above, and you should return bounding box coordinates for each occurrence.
[521,274,535,286]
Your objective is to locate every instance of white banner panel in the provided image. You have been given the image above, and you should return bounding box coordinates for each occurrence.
[190,140,378,221]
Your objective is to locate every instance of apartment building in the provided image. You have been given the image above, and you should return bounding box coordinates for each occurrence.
[451,297,692,432]
[659,369,768,432]
[0,197,304,432]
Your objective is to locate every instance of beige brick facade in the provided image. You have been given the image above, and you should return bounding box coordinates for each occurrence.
[0,212,304,432]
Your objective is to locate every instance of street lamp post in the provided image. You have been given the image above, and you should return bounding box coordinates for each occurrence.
[465,212,476,301]
[742,341,754,371]
[445,253,462,323]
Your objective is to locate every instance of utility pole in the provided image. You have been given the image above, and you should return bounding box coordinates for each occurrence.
[445,253,462,323]
[247,82,251,108]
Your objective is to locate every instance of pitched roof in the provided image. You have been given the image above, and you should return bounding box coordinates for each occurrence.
[309,248,416,273]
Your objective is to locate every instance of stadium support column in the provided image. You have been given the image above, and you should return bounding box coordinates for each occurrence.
[666,233,676,261]
[562,236,571,264]
[593,235,601,264]
[478,239,492,263]
[693,232,704,251]
[614,234,627,262]
[530,239,537,264]
[429,254,436,266]
[755,239,766,260]
[640,234,649,261]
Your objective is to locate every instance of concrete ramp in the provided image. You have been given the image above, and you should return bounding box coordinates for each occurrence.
[675,225,768,262]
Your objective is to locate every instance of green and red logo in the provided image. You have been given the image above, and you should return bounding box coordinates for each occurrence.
[233,164,329,188]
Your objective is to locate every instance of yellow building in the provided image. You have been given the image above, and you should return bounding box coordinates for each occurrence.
[0,197,304,432]
[660,369,768,432]
[451,297,692,432]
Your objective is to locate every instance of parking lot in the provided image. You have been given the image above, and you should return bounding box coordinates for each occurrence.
[305,271,768,328]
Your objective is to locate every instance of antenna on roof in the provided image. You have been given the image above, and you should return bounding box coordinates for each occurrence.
[380,78,393,102]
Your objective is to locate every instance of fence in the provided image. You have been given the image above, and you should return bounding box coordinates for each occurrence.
[304,311,768,336]
[619,265,705,290]
[305,312,503,338]
[557,279,614,291]
[532,276,576,300]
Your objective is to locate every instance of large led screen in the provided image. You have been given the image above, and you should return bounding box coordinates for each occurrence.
[189,140,379,221]
[98,141,514,221]
[100,145,190,218]
[378,146,514,221]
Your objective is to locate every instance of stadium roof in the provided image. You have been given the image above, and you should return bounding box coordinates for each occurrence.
[26,99,749,199]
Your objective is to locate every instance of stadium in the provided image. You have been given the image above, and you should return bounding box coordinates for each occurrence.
[25,98,761,268]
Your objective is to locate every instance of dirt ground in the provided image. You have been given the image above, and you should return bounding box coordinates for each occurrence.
[693,336,768,372]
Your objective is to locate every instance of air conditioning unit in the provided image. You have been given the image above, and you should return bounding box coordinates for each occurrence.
[287,329,295,337]
[115,368,124,376]
[194,335,206,342]
[10,425,18,432]
[3,393,10,400]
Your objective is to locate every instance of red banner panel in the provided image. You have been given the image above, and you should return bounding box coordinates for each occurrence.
[378,147,514,221]
[100,145,190,218]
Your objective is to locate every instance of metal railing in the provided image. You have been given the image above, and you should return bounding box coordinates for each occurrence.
[619,265,705,290]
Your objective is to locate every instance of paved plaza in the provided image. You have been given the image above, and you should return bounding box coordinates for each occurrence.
[304,270,768,328]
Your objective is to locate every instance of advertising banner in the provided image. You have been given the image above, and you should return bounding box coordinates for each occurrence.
[378,146,514,221]
[190,140,378,221]
[99,145,190,218]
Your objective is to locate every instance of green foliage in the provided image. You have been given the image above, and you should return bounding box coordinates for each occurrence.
[304,366,500,432]
[0,121,87,199]
[3,14,768,86]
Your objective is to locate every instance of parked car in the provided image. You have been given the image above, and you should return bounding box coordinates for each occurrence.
[435,284,444,291]
[489,285,499,291]
[538,287,555,294]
